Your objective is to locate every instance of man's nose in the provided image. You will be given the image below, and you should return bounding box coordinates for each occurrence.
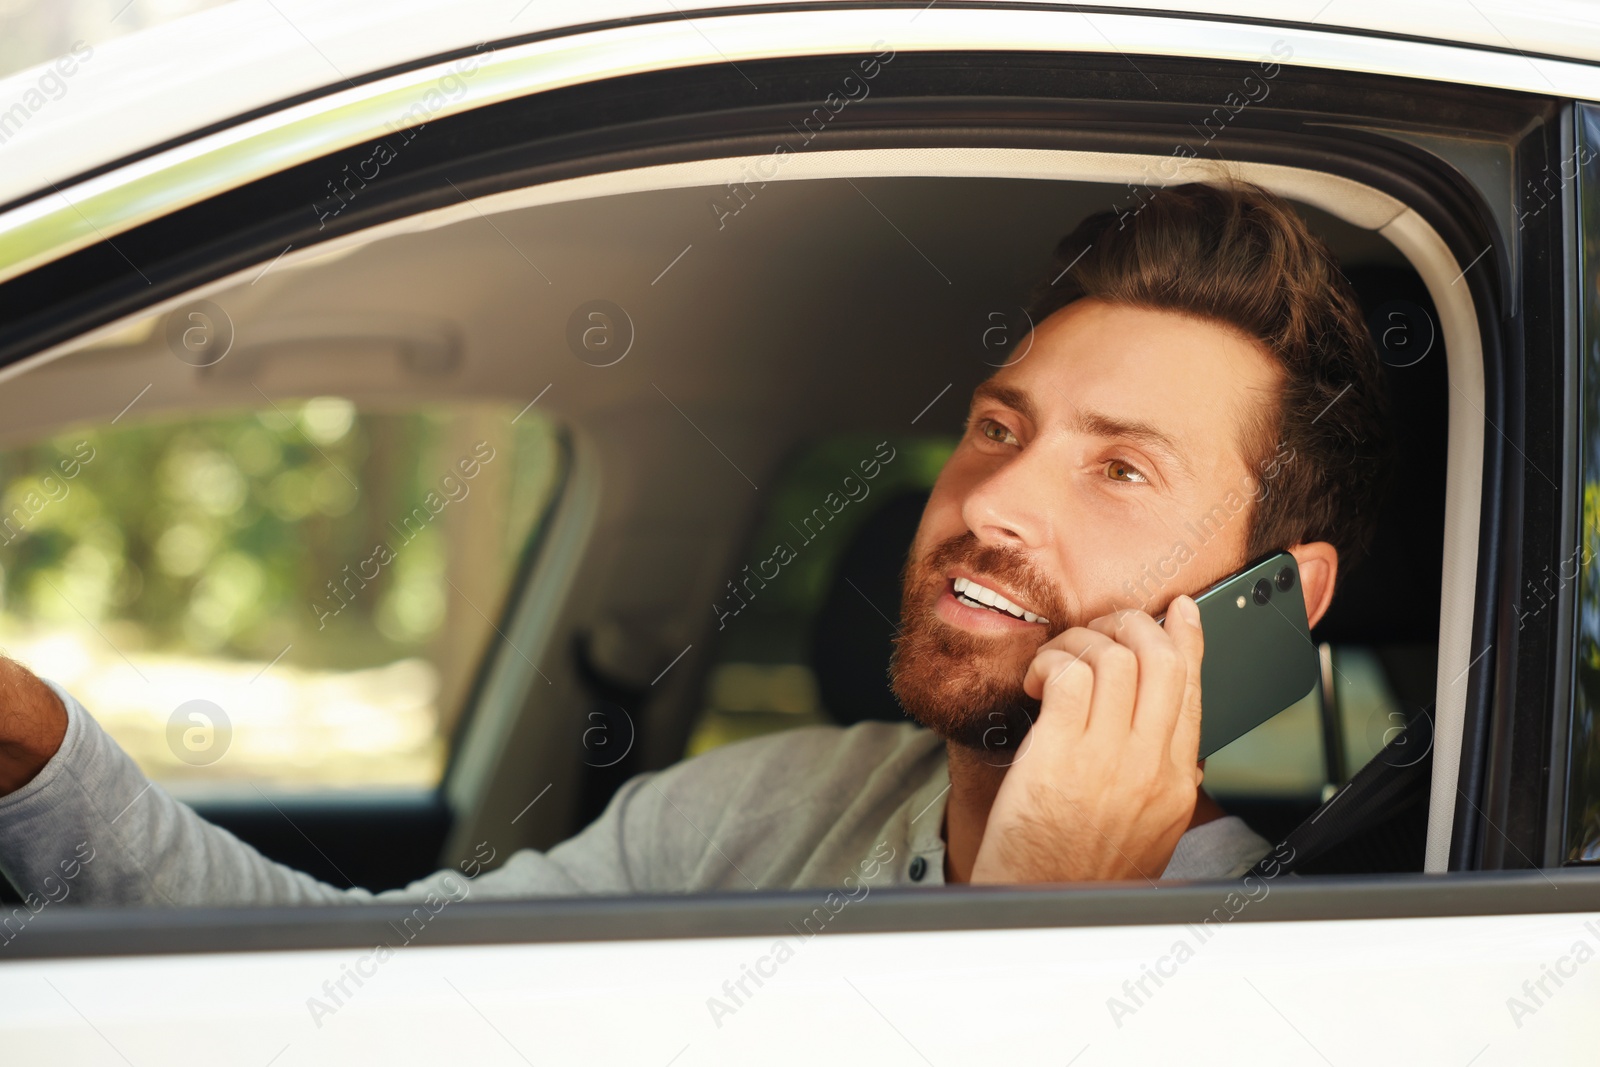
[959,448,1055,550]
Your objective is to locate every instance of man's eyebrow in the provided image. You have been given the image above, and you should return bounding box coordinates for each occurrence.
[970,381,1038,424]
[1075,408,1193,480]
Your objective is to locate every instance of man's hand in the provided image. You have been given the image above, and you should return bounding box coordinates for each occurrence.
[969,595,1205,884]
[0,656,67,796]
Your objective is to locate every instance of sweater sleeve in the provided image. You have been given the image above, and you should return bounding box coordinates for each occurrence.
[0,680,643,907]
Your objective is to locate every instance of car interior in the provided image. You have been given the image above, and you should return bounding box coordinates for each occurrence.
[0,156,1465,899]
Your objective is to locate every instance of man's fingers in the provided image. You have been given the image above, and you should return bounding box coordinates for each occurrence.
[1092,610,1189,747]
[1023,603,1200,760]
[1161,594,1205,766]
[1024,646,1094,736]
[1049,627,1138,739]
[1024,627,1128,740]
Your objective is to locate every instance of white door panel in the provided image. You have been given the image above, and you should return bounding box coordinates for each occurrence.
[3,910,1595,1064]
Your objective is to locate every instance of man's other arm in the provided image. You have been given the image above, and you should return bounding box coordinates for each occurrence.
[0,658,629,906]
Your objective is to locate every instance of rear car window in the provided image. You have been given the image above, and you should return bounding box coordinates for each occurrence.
[0,401,563,795]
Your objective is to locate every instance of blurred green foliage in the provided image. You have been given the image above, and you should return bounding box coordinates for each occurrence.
[0,400,559,677]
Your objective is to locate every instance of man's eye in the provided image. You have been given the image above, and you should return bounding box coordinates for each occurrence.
[1105,458,1148,483]
[980,420,1019,447]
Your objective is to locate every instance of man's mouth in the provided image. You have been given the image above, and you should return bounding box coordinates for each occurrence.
[950,575,1050,626]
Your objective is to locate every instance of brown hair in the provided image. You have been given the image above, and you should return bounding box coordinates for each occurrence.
[1020,178,1393,573]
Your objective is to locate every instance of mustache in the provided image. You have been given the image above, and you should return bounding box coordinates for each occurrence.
[916,532,1070,634]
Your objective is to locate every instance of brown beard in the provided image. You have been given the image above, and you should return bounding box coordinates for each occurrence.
[888,532,1071,757]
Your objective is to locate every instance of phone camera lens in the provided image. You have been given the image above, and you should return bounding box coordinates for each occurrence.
[1275,566,1295,592]
[1252,579,1272,605]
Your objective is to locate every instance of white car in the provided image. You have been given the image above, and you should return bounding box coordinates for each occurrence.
[0,1,1598,1063]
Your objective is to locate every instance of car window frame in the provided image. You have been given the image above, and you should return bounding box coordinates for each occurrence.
[1562,100,1600,866]
[0,23,1575,950]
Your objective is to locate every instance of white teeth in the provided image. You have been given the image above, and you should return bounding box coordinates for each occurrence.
[952,576,1047,625]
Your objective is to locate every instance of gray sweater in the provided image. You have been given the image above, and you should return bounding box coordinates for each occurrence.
[0,679,1275,906]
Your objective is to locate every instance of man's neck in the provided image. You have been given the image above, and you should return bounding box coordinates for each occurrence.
[941,743,1227,884]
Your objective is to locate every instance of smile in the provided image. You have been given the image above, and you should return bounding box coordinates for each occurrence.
[951,576,1049,625]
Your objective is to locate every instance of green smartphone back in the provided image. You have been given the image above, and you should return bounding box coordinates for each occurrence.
[1191,551,1321,759]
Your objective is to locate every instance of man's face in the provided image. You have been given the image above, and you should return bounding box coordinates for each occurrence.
[890,297,1285,753]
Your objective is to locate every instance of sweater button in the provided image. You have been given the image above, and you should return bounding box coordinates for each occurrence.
[909,856,928,882]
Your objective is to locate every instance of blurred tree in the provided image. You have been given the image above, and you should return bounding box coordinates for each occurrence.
[0,400,561,750]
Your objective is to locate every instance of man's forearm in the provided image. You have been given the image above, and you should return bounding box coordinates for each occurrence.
[0,665,607,907]
[0,656,67,795]
[0,673,342,906]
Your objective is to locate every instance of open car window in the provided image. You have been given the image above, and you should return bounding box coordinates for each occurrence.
[0,399,564,795]
[0,153,1487,890]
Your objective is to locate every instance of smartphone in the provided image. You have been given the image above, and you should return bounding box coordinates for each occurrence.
[1158,550,1320,759]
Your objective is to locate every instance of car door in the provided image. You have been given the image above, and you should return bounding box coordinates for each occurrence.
[3,3,1600,1064]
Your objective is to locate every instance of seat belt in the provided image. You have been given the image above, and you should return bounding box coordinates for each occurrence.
[1245,707,1434,878]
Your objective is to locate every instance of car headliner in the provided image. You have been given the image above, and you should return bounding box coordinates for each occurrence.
[0,0,1596,215]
